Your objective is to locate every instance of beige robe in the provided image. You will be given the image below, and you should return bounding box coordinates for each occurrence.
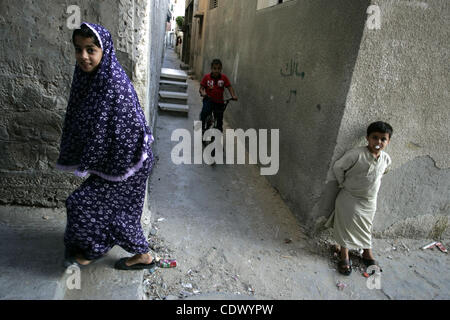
[325,146,391,249]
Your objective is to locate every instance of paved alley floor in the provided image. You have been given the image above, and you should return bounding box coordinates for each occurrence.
[142,49,450,300]
[0,205,151,300]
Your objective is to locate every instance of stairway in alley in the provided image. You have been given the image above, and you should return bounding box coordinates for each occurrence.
[158,67,189,113]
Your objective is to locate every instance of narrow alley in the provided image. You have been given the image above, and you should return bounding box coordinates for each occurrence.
[140,50,450,300]
[0,0,448,303]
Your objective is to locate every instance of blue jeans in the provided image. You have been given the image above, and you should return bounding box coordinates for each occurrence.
[200,98,225,132]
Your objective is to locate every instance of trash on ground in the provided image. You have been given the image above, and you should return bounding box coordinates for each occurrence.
[336,281,347,291]
[157,217,165,222]
[159,259,177,268]
[179,290,193,297]
[42,216,49,220]
[436,242,448,253]
[284,238,292,244]
[422,241,437,250]
[387,255,393,260]
[193,289,201,294]
[182,282,193,289]
[401,241,410,252]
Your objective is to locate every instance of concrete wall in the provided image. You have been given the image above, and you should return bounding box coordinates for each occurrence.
[183,0,198,67]
[197,0,449,238]
[190,0,207,78]
[320,0,450,238]
[149,0,170,131]
[0,0,169,207]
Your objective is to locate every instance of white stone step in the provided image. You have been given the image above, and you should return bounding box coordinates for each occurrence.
[158,102,189,113]
[159,90,188,99]
[161,68,188,81]
[159,80,188,92]
[160,80,188,87]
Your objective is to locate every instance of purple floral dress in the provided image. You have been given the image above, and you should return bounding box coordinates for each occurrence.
[56,23,154,260]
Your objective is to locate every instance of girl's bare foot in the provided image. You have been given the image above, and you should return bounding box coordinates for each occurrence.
[125,253,153,267]
[75,254,92,265]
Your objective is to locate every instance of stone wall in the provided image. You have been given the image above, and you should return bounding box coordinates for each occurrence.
[148,0,170,132]
[0,0,169,207]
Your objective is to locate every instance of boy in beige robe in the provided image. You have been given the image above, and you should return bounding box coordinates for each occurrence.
[325,121,393,275]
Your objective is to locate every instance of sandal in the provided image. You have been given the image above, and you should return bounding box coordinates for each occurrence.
[114,257,157,271]
[338,259,352,276]
[362,258,383,272]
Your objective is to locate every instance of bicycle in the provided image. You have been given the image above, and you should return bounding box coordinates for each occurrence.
[201,95,235,162]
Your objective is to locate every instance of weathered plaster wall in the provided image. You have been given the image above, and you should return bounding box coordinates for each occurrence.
[191,0,207,79]
[314,0,450,237]
[375,156,450,239]
[200,0,369,223]
[0,0,168,207]
[148,0,170,132]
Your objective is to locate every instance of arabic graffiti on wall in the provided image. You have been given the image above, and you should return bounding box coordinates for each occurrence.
[281,56,305,104]
[286,90,297,103]
[280,59,305,79]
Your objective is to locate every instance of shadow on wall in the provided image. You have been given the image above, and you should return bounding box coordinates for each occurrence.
[249,0,372,227]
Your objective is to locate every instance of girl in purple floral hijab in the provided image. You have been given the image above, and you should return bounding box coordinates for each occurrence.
[57,22,155,270]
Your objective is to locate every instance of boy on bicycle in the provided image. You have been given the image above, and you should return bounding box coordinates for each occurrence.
[199,59,238,134]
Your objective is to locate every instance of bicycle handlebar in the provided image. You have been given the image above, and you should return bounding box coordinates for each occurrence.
[223,97,235,105]
[202,95,236,104]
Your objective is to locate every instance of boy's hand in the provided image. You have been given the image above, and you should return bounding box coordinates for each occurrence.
[232,95,238,101]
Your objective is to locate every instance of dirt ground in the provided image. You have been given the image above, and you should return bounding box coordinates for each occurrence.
[142,215,449,300]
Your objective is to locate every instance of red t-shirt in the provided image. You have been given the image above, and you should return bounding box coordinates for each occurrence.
[200,73,231,103]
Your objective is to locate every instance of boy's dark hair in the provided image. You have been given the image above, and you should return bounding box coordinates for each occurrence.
[367,121,393,138]
[211,59,222,68]
[72,24,101,48]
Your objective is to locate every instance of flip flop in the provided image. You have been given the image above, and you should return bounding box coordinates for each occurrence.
[63,248,81,268]
[338,259,352,276]
[114,257,157,271]
[362,258,383,272]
